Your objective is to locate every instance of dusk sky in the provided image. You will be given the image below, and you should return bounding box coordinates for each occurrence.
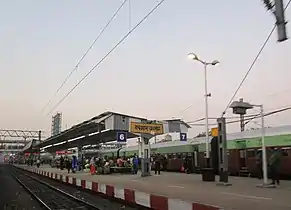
[1,0,291,138]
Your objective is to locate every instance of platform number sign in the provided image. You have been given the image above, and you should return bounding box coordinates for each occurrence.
[180,133,187,141]
[117,132,127,142]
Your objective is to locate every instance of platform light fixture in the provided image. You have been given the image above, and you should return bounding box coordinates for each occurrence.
[187,52,220,167]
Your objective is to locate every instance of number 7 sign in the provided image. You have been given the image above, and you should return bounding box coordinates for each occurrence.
[180,133,187,141]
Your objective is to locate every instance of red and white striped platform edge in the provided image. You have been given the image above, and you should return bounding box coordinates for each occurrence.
[23,167,222,210]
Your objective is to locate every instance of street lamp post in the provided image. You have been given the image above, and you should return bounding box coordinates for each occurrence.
[251,104,268,186]
[230,100,268,186]
[188,53,219,167]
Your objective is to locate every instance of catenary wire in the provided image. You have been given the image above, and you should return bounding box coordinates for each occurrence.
[188,105,291,126]
[45,0,166,116]
[40,0,128,114]
[221,0,291,116]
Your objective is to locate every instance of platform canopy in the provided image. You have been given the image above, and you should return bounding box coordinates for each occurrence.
[38,118,101,148]
[39,111,191,153]
[21,139,41,154]
[39,111,142,152]
[44,129,138,153]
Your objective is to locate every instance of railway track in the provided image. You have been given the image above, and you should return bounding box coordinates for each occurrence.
[13,170,100,210]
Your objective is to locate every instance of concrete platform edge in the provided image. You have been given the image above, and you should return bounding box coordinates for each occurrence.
[14,165,223,210]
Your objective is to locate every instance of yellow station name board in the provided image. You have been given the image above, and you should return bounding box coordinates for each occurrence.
[211,127,218,137]
[130,122,164,135]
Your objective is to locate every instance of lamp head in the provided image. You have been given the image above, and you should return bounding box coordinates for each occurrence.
[211,60,220,66]
[188,53,198,60]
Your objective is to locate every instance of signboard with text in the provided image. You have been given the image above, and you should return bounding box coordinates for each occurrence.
[130,122,164,135]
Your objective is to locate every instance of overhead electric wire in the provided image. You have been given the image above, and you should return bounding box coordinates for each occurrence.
[45,0,166,116]
[243,106,291,125]
[186,114,258,124]
[188,105,291,126]
[222,0,291,116]
[40,0,128,115]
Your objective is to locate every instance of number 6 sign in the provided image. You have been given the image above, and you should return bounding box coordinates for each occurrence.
[180,133,187,141]
[117,132,127,142]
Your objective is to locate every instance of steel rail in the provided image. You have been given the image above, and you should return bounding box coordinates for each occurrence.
[14,170,100,210]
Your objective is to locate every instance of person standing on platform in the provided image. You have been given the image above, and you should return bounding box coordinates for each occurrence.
[36,158,40,168]
[154,154,162,175]
[60,156,64,170]
[269,148,282,186]
[72,155,78,173]
[90,157,96,175]
[162,156,168,172]
[132,154,138,174]
[256,150,263,179]
[65,157,71,173]
[183,156,190,174]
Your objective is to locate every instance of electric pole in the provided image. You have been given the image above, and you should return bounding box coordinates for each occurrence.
[263,0,288,42]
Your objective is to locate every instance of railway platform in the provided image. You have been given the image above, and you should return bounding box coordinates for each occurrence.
[15,164,291,210]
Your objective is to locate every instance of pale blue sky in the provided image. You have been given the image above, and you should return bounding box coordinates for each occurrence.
[1,0,290,138]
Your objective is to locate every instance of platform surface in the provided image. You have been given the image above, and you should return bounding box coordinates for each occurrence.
[17,165,291,210]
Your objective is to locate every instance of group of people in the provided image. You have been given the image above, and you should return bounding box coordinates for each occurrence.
[59,155,78,173]
[84,153,167,175]
[256,147,283,185]
[26,158,42,168]
[86,154,139,175]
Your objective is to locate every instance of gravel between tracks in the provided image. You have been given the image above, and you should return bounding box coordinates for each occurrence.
[17,167,150,210]
[0,164,44,210]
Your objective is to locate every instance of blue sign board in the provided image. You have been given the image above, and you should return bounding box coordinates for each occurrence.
[117,132,127,142]
[180,133,187,141]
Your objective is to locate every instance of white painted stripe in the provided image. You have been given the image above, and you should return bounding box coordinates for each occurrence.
[98,184,106,194]
[56,174,60,180]
[220,192,272,200]
[76,179,81,187]
[168,199,192,210]
[114,187,125,199]
[168,185,185,189]
[131,179,144,183]
[135,191,151,207]
[68,177,73,184]
[85,181,92,190]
